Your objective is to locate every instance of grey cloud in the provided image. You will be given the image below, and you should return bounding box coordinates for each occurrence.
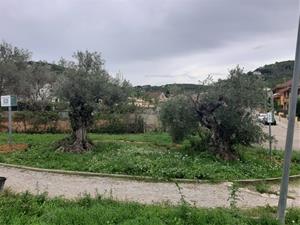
[0,0,299,85]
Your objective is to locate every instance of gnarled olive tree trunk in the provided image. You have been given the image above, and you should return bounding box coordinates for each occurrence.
[66,96,94,152]
[192,97,238,160]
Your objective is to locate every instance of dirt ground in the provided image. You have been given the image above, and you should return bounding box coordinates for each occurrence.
[0,144,28,153]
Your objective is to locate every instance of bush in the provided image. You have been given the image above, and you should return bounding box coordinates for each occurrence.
[17,100,53,111]
[13,111,60,133]
[182,130,211,153]
[160,96,198,143]
[90,114,145,134]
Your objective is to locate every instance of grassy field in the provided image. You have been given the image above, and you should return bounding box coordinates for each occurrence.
[0,133,300,181]
[2,191,299,225]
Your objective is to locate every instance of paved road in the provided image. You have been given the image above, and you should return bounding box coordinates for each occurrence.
[0,165,298,208]
[262,116,300,150]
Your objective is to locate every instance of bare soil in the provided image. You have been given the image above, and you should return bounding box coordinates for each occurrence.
[0,144,28,153]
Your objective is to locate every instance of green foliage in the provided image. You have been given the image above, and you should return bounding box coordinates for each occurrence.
[134,83,204,96]
[161,67,267,159]
[255,182,271,194]
[1,133,300,181]
[0,192,286,225]
[21,61,57,104]
[13,111,60,133]
[228,183,240,209]
[91,114,144,134]
[160,95,198,143]
[17,100,53,111]
[0,41,31,97]
[56,51,131,150]
[254,60,294,88]
[181,132,210,153]
[191,67,267,159]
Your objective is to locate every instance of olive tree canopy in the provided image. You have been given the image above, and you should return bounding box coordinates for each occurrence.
[57,51,130,152]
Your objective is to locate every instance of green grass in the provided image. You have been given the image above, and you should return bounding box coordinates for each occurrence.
[90,132,172,146]
[0,133,300,181]
[0,191,294,225]
[255,182,272,194]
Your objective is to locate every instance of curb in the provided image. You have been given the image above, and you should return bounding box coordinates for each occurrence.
[0,162,299,185]
[0,163,209,184]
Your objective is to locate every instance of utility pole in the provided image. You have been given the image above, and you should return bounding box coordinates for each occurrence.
[277,15,300,224]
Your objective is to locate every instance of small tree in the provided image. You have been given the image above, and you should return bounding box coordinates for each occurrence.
[57,51,129,152]
[0,41,31,96]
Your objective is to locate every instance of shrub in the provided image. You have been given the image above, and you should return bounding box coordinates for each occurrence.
[182,130,211,153]
[255,182,271,194]
[14,111,60,133]
[90,114,145,134]
[17,100,53,111]
[160,95,198,143]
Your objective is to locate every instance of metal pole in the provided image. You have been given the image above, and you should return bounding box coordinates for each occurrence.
[269,121,272,158]
[269,91,274,158]
[277,15,300,224]
[8,106,12,145]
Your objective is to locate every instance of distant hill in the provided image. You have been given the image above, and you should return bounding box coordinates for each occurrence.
[27,61,65,74]
[134,83,203,97]
[252,60,294,88]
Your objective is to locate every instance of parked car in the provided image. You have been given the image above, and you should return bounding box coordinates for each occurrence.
[262,114,277,126]
[257,113,277,125]
[257,113,267,123]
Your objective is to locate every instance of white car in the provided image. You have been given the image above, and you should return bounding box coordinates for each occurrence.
[257,113,267,123]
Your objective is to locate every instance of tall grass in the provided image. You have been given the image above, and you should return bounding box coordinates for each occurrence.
[0,191,285,225]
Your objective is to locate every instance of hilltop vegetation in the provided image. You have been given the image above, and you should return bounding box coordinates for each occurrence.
[134,83,204,97]
[133,61,295,96]
[253,60,294,88]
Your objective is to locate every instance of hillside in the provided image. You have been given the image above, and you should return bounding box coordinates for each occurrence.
[253,60,294,88]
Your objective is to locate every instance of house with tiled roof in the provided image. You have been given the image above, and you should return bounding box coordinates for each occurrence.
[273,80,300,111]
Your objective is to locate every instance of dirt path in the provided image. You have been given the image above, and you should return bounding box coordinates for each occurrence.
[0,165,299,208]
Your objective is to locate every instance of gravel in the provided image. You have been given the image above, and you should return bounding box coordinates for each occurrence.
[1,165,299,208]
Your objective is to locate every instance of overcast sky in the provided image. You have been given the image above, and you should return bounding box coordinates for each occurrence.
[1,0,299,85]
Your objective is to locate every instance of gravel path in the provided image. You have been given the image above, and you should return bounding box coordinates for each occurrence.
[0,165,298,208]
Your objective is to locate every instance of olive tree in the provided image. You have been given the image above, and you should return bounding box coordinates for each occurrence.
[161,66,267,160]
[57,51,130,152]
[191,67,267,160]
[0,41,31,96]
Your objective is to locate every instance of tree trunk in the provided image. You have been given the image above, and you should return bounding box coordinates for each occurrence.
[67,126,93,153]
[58,124,93,153]
[59,95,94,153]
[211,131,238,161]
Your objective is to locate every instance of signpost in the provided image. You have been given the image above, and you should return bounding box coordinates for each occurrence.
[1,95,17,145]
[265,89,274,158]
[267,111,273,157]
